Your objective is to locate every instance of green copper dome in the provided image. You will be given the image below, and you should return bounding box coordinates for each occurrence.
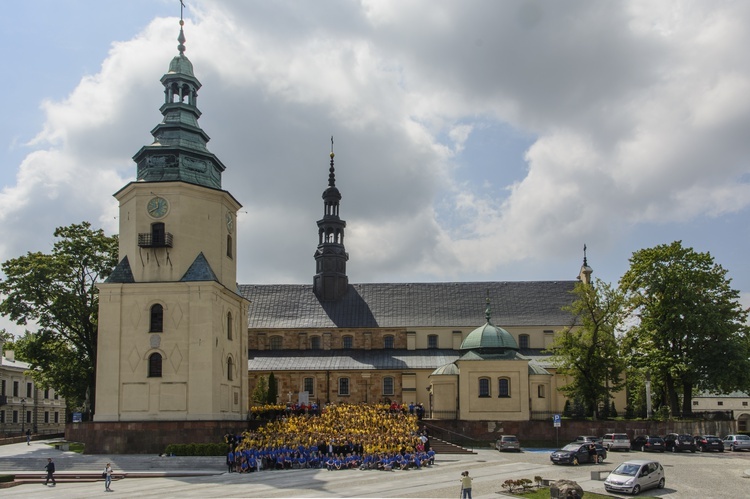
[168,54,195,77]
[459,299,519,351]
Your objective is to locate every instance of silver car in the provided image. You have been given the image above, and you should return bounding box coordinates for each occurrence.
[604,459,665,495]
[495,435,521,452]
[724,434,750,451]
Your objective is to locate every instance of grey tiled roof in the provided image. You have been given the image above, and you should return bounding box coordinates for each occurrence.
[105,256,135,283]
[181,252,218,282]
[239,281,577,329]
[247,349,460,371]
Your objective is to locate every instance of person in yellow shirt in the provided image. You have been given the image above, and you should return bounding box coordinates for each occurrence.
[460,471,473,499]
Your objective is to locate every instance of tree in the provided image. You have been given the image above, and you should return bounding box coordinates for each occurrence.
[266,372,278,404]
[251,376,269,405]
[549,279,626,419]
[619,241,750,416]
[0,222,118,414]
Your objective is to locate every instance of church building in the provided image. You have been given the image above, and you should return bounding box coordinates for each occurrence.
[240,152,622,422]
[80,18,249,452]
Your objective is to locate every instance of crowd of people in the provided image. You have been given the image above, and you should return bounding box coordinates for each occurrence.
[225,402,434,474]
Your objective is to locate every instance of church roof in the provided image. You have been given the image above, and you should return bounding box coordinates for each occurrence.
[247,349,459,371]
[181,252,218,282]
[239,281,576,329]
[105,256,135,283]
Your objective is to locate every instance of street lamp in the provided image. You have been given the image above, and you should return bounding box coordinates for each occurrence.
[20,398,26,434]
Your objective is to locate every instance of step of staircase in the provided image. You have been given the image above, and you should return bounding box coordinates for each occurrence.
[430,438,476,454]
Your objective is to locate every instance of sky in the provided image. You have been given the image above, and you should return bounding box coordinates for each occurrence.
[1,0,749,335]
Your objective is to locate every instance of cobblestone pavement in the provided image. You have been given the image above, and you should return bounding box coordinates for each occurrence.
[1,440,749,498]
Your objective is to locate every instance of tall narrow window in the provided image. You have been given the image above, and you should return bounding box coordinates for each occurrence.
[310,336,321,350]
[13,381,18,397]
[428,335,438,349]
[0,411,4,424]
[304,377,315,396]
[54,412,59,423]
[44,411,50,423]
[519,334,530,349]
[152,222,166,246]
[338,377,350,396]
[150,304,164,332]
[383,377,395,396]
[44,388,50,399]
[227,356,234,381]
[498,378,511,397]
[537,385,545,398]
[26,382,32,397]
[148,353,163,378]
[269,336,283,350]
[383,335,394,349]
[342,335,353,349]
[0,379,5,396]
[227,312,233,341]
[479,378,490,397]
[227,235,233,258]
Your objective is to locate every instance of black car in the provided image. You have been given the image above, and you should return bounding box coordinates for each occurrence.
[631,435,666,453]
[550,443,607,465]
[664,433,696,453]
[695,435,724,452]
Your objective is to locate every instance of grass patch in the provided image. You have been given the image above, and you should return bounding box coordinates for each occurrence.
[46,442,84,453]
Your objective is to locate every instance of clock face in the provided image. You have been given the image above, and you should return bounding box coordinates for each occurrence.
[226,212,234,233]
[147,197,169,218]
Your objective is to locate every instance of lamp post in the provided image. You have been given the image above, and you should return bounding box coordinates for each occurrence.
[20,398,26,434]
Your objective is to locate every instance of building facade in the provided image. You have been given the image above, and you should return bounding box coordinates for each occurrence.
[94,19,249,424]
[0,347,66,436]
[240,156,626,421]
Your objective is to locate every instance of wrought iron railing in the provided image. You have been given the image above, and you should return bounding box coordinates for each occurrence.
[138,232,173,248]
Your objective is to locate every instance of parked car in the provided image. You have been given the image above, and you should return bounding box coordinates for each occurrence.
[495,435,521,452]
[573,435,601,444]
[604,459,665,495]
[631,435,665,452]
[602,432,631,452]
[550,443,607,465]
[664,433,696,453]
[723,434,750,451]
[695,435,724,452]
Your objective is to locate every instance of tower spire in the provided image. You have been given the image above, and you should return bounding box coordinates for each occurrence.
[178,1,186,55]
[314,138,349,301]
[578,243,593,285]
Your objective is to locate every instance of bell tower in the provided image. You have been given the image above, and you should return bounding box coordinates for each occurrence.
[313,138,349,301]
[94,16,249,427]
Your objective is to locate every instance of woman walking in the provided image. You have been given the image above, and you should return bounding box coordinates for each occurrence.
[104,462,113,491]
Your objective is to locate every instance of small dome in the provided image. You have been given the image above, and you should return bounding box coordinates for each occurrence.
[460,321,518,351]
[431,363,459,376]
[168,54,195,77]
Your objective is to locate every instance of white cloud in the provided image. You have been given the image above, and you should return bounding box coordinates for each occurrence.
[0,0,748,306]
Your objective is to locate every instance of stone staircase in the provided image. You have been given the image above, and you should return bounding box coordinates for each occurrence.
[429,437,476,455]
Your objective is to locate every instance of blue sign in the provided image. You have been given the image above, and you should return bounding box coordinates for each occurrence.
[553,414,561,427]
[72,412,82,423]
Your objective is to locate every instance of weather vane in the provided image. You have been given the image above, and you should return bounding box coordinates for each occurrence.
[180,1,186,21]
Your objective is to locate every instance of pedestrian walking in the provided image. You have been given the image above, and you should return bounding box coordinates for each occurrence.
[104,462,113,491]
[44,457,56,486]
[26,428,31,445]
[460,470,472,499]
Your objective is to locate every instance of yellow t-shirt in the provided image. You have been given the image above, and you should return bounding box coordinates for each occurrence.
[461,475,473,488]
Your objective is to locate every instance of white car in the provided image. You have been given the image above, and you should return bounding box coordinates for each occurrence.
[602,432,631,451]
[724,434,750,451]
[604,459,665,495]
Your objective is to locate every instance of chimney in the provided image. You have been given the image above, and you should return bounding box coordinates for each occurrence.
[5,350,14,362]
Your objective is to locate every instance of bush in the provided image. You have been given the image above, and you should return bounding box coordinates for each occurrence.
[163,443,226,456]
[0,475,15,483]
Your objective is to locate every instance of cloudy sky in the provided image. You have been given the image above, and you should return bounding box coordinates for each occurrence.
[2,0,749,334]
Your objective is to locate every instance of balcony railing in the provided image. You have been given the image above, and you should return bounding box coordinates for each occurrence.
[138,232,173,248]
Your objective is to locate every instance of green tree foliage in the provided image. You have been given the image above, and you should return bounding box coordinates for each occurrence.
[266,372,278,404]
[0,222,118,413]
[251,376,269,405]
[549,279,626,419]
[620,241,750,416]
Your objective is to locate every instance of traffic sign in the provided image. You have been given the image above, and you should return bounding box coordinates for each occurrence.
[553,413,561,427]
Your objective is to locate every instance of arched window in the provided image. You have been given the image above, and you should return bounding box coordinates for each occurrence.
[227,312,233,341]
[227,235,233,258]
[498,378,511,398]
[479,377,491,397]
[342,335,353,349]
[383,376,395,396]
[383,335,394,349]
[519,334,530,349]
[338,377,350,396]
[148,353,162,378]
[227,356,234,381]
[310,336,321,350]
[150,304,164,332]
[428,334,438,349]
[269,336,283,350]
